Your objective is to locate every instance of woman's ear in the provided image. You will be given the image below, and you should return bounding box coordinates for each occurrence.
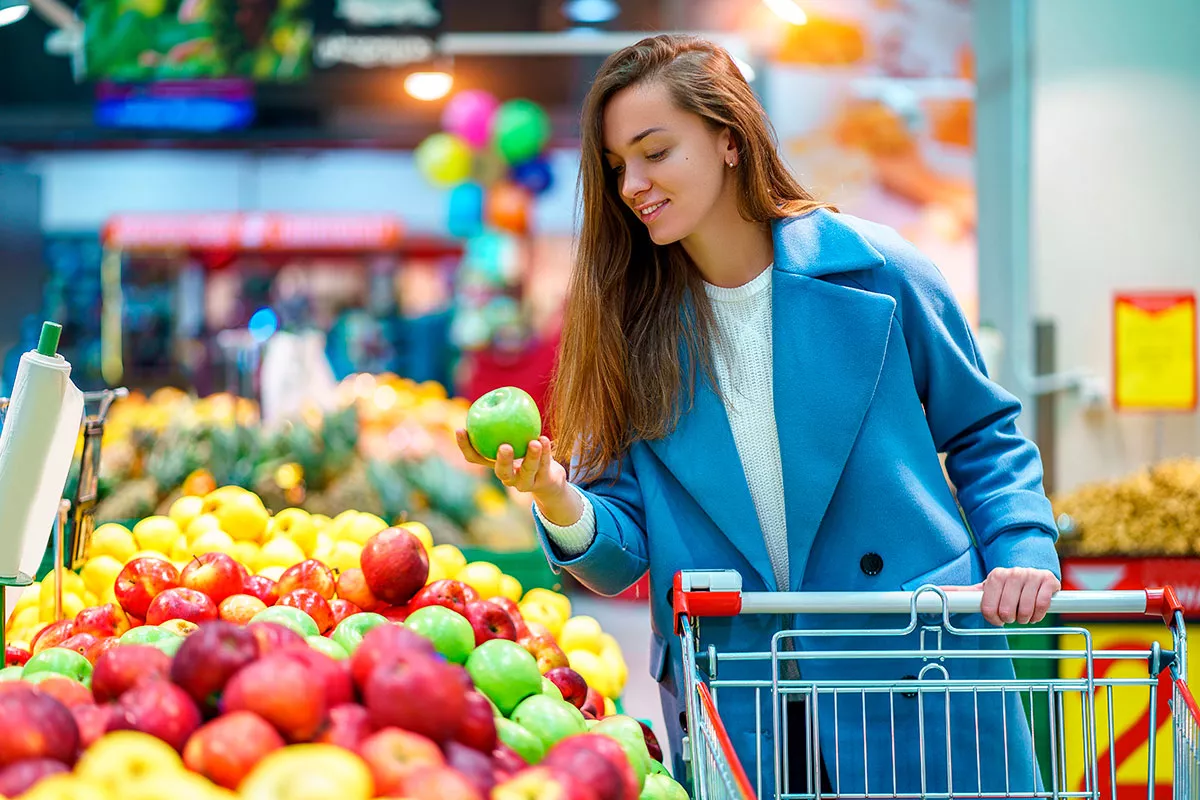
[718,128,738,167]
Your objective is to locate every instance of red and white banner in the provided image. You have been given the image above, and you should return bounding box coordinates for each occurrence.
[102,213,404,252]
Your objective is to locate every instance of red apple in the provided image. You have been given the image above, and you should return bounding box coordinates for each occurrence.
[360,527,429,606]
[248,620,307,653]
[335,568,382,612]
[544,667,589,710]
[30,620,76,656]
[522,632,570,674]
[401,764,485,800]
[169,621,260,714]
[543,734,640,800]
[328,599,362,627]
[363,656,467,743]
[221,654,327,742]
[278,588,335,635]
[465,600,518,647]
[348,624,437,691]
[357,727,444,796]
[145,587,218,626]
[409,579,472,616]
[444,740,497,797]
[107,678,202,752]
[379,605,410,624]
[115,557,180,619]
[277,559,336,601]
[32,676,93,708]
[242,574,280,606]
[181,553,246,606]
[580,688,605,720]
[455,691,498,753]
[4,644,30,668]
[492,743,527,779]
[83,637,120,665]
[0,758,69,797]
[486,596,529,637]
[315,703,374,750]
[74,603,132,639]
[279,647,353,708]
[71,703,113,749]
[91,644,172,703]
[218,593,268,625]
[56,632,99,661]
[638,720,664,764]
[183,710,285,789]
[0,688,79,767]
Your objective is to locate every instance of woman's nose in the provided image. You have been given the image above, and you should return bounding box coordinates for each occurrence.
[620,167,651,201]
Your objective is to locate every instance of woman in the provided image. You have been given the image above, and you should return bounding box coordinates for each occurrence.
[456,34,1060,797]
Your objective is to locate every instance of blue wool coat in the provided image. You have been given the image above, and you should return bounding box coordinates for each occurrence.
[534,209,1060,797]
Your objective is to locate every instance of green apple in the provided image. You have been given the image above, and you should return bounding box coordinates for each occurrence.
[329,612,389,654]
[0,665,23,681]
[496,717,545,765]
[585,718,600,731]
[120,626,174,645]
[22,647,93,684]
[465,639,542,716]
[541,676,563,701]
[640,773,688,800]
[307,636,349,660]
[153,635,184,657]
[405,606,475,664]
[649,758,669,776]
[250,605,320,638]
[465,386,542,460]
[510,694,587,750]
[593,715,653,790]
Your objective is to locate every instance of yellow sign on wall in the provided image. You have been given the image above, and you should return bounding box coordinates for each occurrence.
[1059,623,1195,799]
[1113,292,1197,411]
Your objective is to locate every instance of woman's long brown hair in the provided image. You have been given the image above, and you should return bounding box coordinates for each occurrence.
[549,34,831,482]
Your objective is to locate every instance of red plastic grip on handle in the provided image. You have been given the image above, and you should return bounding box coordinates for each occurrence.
[673,572,743,634]
[1145,586,1185,626]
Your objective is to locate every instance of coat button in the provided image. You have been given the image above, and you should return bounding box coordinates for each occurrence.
[901,675,918,699]
[860,553,884,576]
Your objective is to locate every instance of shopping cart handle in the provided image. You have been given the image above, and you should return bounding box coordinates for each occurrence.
[672,571,1186,630]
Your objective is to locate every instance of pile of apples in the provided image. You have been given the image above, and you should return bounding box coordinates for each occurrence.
[1,520,685,799]
[5,486,629,706]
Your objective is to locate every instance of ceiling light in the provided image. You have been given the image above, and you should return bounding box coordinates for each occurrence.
[0,0,30,27]
[404,70,453,101]
[762,0,807,25]
[562,0,619,24]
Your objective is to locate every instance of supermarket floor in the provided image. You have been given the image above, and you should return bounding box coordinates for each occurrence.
[571,591,669,748]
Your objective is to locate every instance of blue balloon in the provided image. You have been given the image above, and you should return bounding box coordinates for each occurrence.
[447,182,485,239]
[511,157,554,196]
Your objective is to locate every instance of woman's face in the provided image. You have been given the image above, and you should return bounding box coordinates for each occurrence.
[602,80,736,246]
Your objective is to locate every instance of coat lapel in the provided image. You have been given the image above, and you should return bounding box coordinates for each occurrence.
[771,212,896,590]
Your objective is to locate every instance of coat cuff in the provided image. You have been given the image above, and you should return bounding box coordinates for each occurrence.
[981,529,1061,580]
[532,485,596,557]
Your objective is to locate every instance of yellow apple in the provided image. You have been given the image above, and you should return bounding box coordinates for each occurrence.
[430,544,466,578]
[326,540,362,574]
[204,490,269,543]
[497,574,523,603]
[133,516,183,555]
[17,776,108,800]
[559,615,604,654]
[397,520,433,552]
[190,529,237,558]
[567,649,615,698]
[75,731,186,795]
[80,555,125,597]
[336,513,388,546]
[168,495,206,533]
[88,523,138,562]
[185,513,222,543]
[240,745,374,800]
[271,508,319,555]
[231,541,261,570]
[518,599,565,639]
[456,561,503,600]
[522,587,572,621]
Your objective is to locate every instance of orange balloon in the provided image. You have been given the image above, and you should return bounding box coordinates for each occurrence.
[485,182,531,234]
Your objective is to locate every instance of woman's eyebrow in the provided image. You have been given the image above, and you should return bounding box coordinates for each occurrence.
[603,126,668,155]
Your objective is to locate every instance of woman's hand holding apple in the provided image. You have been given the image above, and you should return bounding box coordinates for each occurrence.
[455,431,584,527]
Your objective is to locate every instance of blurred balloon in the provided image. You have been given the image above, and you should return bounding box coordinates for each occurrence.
[491,99,552,165]
[442,89,500,149]
[465,231,521,286]
[485,181,532,235]
[511,157,554,196]
[447,182,485,238]
[472,147,510,188]
[415,132,473,187]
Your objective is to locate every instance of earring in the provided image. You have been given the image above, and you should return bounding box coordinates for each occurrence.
[727,160,735,168]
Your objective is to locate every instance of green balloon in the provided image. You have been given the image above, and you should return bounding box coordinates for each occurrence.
[415,133,473,188]
[492,99,550,165]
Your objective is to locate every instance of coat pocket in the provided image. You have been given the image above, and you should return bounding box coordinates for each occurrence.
[899,547,983,591]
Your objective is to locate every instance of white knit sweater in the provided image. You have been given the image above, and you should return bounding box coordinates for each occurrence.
[536,266,790,590]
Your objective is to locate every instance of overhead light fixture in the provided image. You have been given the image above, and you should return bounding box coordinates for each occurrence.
[404,70,453,101]
[762,0,807,25]
[562,0,619,24]
[0,0,30,27]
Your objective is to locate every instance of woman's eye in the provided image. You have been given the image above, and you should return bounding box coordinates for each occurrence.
[610,164,625,175]
[647,150,668,162]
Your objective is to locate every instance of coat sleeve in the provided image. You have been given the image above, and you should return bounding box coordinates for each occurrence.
[532,450,650,596]
[879,242,1061,579]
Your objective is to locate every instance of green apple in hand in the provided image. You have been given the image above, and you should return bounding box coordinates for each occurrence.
[466,639,542,716]
[511,694,588,750]
[330,612,389,653]
[405,605,475,664]
[496,717,546,765]
[465,386,542,459]
[22,647,93,683]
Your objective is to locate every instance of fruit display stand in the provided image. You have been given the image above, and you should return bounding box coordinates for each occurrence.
[1,494,680,800]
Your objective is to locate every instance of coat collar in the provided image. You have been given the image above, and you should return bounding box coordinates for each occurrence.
[647,210,895,591]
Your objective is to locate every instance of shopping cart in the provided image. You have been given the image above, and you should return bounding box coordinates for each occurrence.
[672,569,1200,800]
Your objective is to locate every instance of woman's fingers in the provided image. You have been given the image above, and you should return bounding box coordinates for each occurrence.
[513,440,542,490]
[455,429,492,466]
